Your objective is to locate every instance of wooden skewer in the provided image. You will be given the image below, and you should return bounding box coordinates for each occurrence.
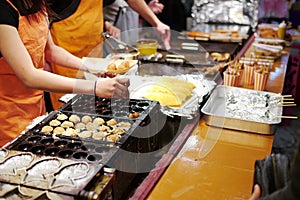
[277,103,297,107]
[279,101,295,104]
[281,94,293,98]
[223,60,233,67]
[282,98,295,101]
[273,116,298,119]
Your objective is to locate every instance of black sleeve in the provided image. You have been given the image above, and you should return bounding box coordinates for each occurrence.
[258,141,300,200]
[103,0,116,7]
[0,0,19,29]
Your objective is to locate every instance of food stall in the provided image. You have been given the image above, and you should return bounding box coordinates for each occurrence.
[131,34,290,199]
[0,0,295,199]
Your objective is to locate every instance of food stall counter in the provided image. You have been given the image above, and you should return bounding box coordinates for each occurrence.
[147,120,274,199]
[139,35,290,200]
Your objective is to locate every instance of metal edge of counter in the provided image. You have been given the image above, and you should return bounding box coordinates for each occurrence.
[128,116,200,200]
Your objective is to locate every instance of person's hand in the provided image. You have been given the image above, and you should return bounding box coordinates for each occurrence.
[104,21,121,39]
[96,77,130,99]
[154,22,171,50]
[249,184,261,200]
[148,0,164,14]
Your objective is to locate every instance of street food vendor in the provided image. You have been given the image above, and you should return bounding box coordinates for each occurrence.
[0,0,130,146]
[48,0,171,110]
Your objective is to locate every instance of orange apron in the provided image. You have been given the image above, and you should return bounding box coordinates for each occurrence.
[49,0,104,109]
[0,1,48,146]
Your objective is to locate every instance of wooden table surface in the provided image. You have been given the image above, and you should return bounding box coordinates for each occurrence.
[145,39,289,200]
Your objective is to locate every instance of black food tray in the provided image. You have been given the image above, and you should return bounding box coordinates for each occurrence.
[59,95,160,122]
[6,132,118,164]
[12,110,140,146]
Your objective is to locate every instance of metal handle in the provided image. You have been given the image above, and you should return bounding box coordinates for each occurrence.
[102,32,137,52]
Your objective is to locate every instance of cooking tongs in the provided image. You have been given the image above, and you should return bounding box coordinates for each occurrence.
[102,32,138,53]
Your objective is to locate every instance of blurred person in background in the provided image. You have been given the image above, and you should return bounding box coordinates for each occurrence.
[0,0,129,147]
[143,0,194,31]
[103,0,164,36]
[47,0,170,110]
[249,139,300,200]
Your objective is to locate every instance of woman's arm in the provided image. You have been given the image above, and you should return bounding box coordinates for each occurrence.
[126,0,170,49]
[44,31,87,71]
[0,24,93,93]
[0,24,129,98]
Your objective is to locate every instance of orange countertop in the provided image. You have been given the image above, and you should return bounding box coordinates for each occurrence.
[145,41,289,199]
[147,120,274,199]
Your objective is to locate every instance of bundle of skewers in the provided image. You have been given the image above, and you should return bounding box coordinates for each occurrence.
[250,94,298,119]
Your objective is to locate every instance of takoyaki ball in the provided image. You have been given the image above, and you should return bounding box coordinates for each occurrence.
[86,122,99,131]
[78,130,92,138]
[61,121,74,128]
[99,125,111,132]
[93,117,105,125]
[82,115,92,124]
[129,112,139,119]
[117,122,131,130]
[49,119,61,127]
[56,113,68,121]
[53,127,65,135]
[118,60,130,70]
[75,122,86,130]
[107,134,119,142]
[112,127,125,135]
[107,119,117,126]
[41,125,53,133]
[107,63,117,71]
[69,114,80,124]
[92,131,106,140]
[63,128,78,137]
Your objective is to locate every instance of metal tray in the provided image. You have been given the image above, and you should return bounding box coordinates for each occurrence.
[0,149,103,197]
[201,85,283,134]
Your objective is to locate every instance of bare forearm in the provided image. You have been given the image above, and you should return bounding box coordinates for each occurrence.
[45,44,86,71]
[126,0,160,27]
[27,68,94,95]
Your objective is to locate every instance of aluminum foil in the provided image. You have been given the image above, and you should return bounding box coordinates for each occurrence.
[202,85,283,124]
[128,74,216,119]
[0,150,99,196]
[191,0,259,30]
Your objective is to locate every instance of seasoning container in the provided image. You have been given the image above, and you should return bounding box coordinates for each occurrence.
[277,21,286,40]
[136,39,158,56]
[254,66,270,91]
[223,70,240,87]
[243,63,256,86]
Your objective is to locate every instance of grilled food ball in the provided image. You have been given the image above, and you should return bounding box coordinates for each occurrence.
[107,63,117,71]
[53,127,65,135]
[56,113,68,121]
[107,119,117,126]
[61,121,74,128]
[93,117,105,125]
[82,115,92,124]
[69,115,80,124]
[49,119,61,127]
[41,125,53,133]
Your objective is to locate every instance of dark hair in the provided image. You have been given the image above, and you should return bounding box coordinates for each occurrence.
[13,0,57,19]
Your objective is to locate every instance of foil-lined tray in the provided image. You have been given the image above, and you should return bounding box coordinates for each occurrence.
[127,74,216,119]
[201,85,283,134]
[191,0,258,29]
[0,149,105,197]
